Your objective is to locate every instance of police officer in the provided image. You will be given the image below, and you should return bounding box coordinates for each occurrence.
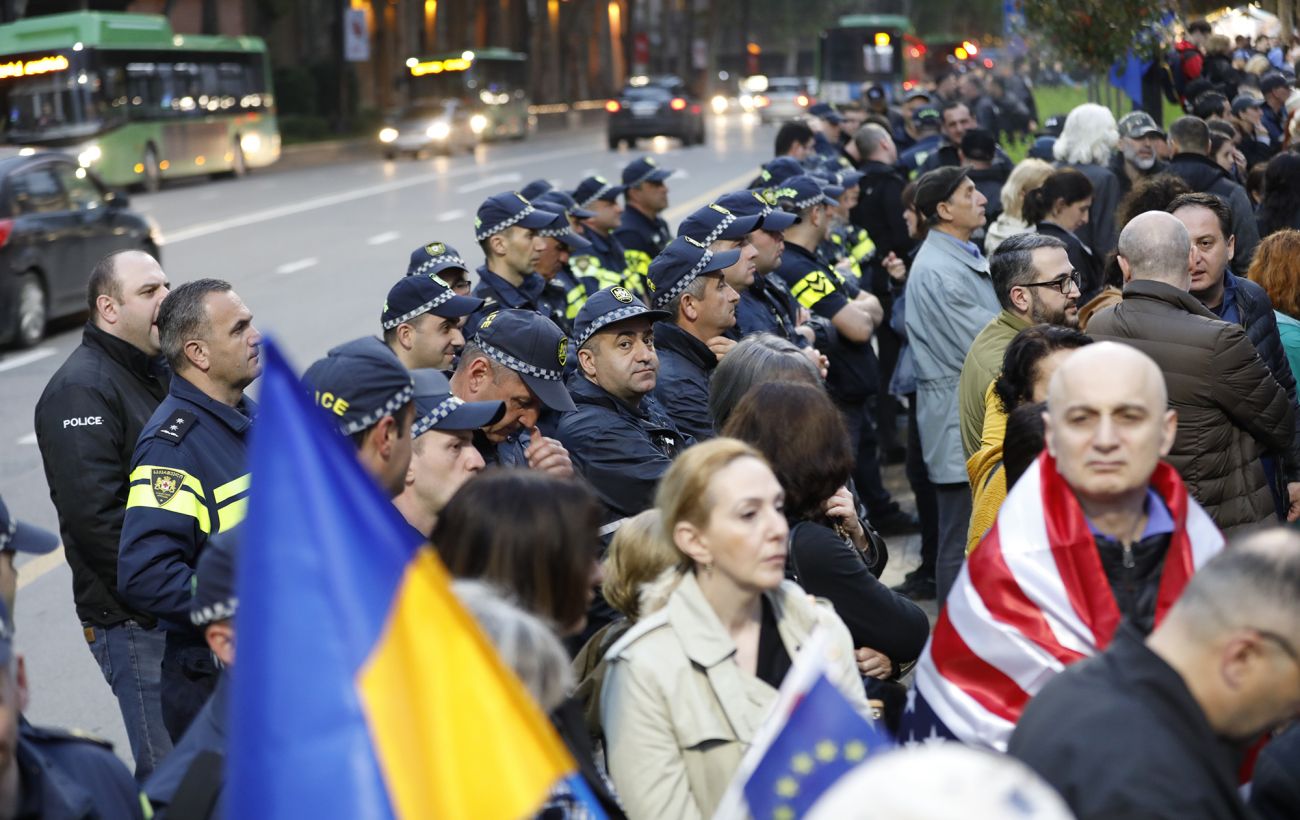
[407,242,474,296]
[748,155,806,193]
[556,287,689,527]
[118,278,260,742]
[677,201,762,325]
[303,337,417,499]
[382,244,484,372]
[520,178,554,201]
[447,309,576,475]
[646,235,742,442]
[0,496,59,618]
[615,156,674,295]
[533,206,593,334]
[394,370,505,539]
[144,532,237,819]
[825,169,875,284]
[32,249,174,778]
[469,191,555,326]
[807,102,854,167]
[569,175,633,294]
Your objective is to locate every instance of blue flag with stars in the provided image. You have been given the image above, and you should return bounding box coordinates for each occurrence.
[741,673,891,819]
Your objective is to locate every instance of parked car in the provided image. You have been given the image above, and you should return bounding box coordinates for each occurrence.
[378,100,480,159]
[754,76,811,124]
[0,151,161,348]
[606,77,706,149]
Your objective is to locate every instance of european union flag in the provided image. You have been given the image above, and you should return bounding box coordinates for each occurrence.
[227,339,583,818]
[1109,51,1150,106]
[742,674,891,819]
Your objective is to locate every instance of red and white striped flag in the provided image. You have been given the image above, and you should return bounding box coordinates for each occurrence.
[900,452,1224,751]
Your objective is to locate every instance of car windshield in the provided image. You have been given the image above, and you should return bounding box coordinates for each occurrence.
[3,71,106,143]
[766,78,803,93]
[622,86,672,101]
[402,102,453,121]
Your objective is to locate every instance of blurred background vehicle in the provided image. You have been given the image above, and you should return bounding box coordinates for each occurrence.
[606,75,705,149]
[378,100,478,159]
[752,76,811,124]
[401,49,530,142]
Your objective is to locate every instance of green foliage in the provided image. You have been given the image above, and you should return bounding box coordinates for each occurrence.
[1021,0,1165,74]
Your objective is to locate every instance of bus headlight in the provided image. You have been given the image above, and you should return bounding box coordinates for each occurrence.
[77,144,101,167]
[470,114,488,134]
[378,127,398,143]
[240,132,261,154]
[427,121,451,140]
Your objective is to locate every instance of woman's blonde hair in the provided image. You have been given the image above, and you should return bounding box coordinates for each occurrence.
[601,509,678,621]
[1245,54,1272,76]
[1000,158,1056,220]
[654,438,767,568]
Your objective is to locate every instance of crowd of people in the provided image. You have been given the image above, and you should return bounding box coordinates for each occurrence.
[5,20,1300,816]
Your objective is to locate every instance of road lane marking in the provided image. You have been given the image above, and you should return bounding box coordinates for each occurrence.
[17,546,65,591]
[435,209,465,223]
[163,145,593,244]
[0,346,56,372]
[455,173,522,194]
[367,231,401,245]
[662,168,764,225]
[276,257,319,275]
[16,433,36,445]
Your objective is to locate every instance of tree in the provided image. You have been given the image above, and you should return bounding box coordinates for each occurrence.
[1022,0,1166,76]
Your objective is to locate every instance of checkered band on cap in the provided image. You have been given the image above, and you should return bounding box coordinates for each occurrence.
[703,211,738,246]
[191,599,238,627]
[412,253,468,278]
[576,181,617,208]
[653,247,717,310]
[576,304,650,348]
[477,339,563,382]
[340,382,415,436]
[475,201,542,241]
[412,395,466,437]
[538,223,574,240]
[382,288,457,330]
[791,192,827,211]
[0,520,14,552]
[627,167,660,188]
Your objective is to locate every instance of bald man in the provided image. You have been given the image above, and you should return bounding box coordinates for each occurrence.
[1012,529,1300,820]
[1089,211,1296,533]
[900,341,1225,751]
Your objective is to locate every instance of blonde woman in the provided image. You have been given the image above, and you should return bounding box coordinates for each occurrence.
[600,439,869,819]
[985,158,1055,254]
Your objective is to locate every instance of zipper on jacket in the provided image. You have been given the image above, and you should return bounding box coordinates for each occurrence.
[1121,540,1135,570]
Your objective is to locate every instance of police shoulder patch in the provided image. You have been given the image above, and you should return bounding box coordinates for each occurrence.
[573,255,593,272]
[151,468,187,506]
[154,410,198,445]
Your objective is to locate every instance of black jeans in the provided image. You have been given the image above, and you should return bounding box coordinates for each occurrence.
[839,398,898,519]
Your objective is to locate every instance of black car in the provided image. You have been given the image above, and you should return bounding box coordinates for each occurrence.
[606,77,706,150]
[0,152,161,348]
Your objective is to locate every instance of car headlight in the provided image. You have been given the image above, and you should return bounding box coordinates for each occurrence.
[470,114,488,134]
[379,127,398,143]
[77,144,101,167]
[710,95,728,114]
[427,121,451,140]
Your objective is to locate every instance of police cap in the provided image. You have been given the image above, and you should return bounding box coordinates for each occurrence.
[406,240,471,278]
[0,495,58,556]
[571,175,624,208]
[622,155,673,188]
[756,156,806,189]
[520,179,554,200]
[303,337,415,436]
[677,203,762,245]
[572,286,670,349]
[536,208,592,251]
[410,369,505,436]
[471,310,576,412]
[808,102,844,124]
[382,272,483,330]
[474,191,554,242]
[533,189,595,221]
[713,189,799,232]
[647,235,741,311]
[769,174,838,212]
[191,530,237,627]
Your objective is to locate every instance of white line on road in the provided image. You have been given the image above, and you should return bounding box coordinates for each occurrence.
[275,257,319,275]
[0,346,56,373]
[17,546,65,592]
[16,432,36,445]
[454,173,522,194]
[366,231,401,245]
[662,168,767,226]
[435,209,465,223]
[162,145,593,244]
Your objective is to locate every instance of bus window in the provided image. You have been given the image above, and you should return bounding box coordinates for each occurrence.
[4,73,100,141]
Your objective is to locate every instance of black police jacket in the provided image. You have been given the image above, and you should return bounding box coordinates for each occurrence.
[731,274,805,346]
[469,265,547,331]
[556,376,691,525]
[16,721,145,820]
[118,375,255,631]
[651,322,718,443]
[34,323,169,627]
[851,161,914,291]
[614,206,671,295]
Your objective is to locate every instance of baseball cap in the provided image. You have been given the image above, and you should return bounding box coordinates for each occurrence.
[837,168,865,189]
[410,369,505,436]
[1027,136,1057,161]
[474,191,554,242]
[303,337,415,436]
[866,85,886,102]
[1117,110,1165,139]
[0,495,58,556]
[533,189,595,221]
[677,202,762,245]
[1232,94,1264,115]
[960,128,997,162]
[810,171,845,199]
[471,309,576,412]
[912,105,941,127]
[768,174,838,212]
[520,178,554,200]
[647,235,742,311]
[713,189,799,231]
[906,89,933,103]
[755,156,807,189]
[382,272,483,330]
[571,175,624,208]
[191,531,238,627]
[406,240,471,279]
[914,166,972,221]
[622,155,674,187]
[537,208,591,251]
[1261,72,1290,94]
[808,102,844,124]
[572,286,670,349]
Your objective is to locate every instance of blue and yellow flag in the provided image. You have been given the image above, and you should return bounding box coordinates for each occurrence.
[228,339,580,818]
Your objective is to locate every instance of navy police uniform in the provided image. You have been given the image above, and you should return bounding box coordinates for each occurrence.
[569,176,636,296]
[468,191,555,328]
[614,157,673,296]
[16,722,146,820]
[533,205,594,333]
[709,190,807,345]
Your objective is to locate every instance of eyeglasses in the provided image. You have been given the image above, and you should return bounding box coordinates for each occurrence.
[1020,271,1082,295]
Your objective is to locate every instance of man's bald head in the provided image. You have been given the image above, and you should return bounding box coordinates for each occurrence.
[1117,211,1193,290]
[1044,341,1177,506]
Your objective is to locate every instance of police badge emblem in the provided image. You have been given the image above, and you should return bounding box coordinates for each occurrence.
[151,468,185,506]
[556,338,569,367]
[611,286,634,304]
[425,242,446,256]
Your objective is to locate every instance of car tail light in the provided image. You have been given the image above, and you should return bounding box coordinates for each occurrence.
[670,97,687,111]
[0,219,14,248]
[797,94,809,107]
[690,104,701,114]
[755,94,769,107]
[605,100,621,113]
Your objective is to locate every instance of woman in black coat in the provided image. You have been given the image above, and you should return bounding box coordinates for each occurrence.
[1024,168,1104,302]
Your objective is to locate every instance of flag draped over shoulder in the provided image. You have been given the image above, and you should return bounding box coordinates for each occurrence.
[227,339,579,819]
[901,452,1224,752]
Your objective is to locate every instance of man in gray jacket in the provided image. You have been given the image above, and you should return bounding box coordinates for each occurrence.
[903,167,1000,605]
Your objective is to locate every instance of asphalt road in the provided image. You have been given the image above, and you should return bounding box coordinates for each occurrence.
[0,112,801,762]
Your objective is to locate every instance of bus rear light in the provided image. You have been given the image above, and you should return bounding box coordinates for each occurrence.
[605,100,621,113]
[690,104,701,114]
[670,98,687,111]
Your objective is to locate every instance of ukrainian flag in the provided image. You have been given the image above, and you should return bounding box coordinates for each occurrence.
[228,339,580,818]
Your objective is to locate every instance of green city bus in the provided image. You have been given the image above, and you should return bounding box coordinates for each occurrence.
[818,14,926,104]
[401,48,530,141]
[0,11,279,191]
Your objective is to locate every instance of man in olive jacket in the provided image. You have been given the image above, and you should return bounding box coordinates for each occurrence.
[1088,212,1293,533]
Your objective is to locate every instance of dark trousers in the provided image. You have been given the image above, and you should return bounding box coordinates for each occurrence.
[839,398,897,519]
[934,482,973,607]
[161,631,218,742]
[904,395,939,575]
[875,323,903,457]
[86,620,173,779]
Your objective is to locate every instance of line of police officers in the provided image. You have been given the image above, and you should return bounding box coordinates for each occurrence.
[19,139,908,815]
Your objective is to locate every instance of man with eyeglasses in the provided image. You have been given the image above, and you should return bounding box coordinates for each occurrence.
[1011,528,1300,820]
[959,233,1081,462]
